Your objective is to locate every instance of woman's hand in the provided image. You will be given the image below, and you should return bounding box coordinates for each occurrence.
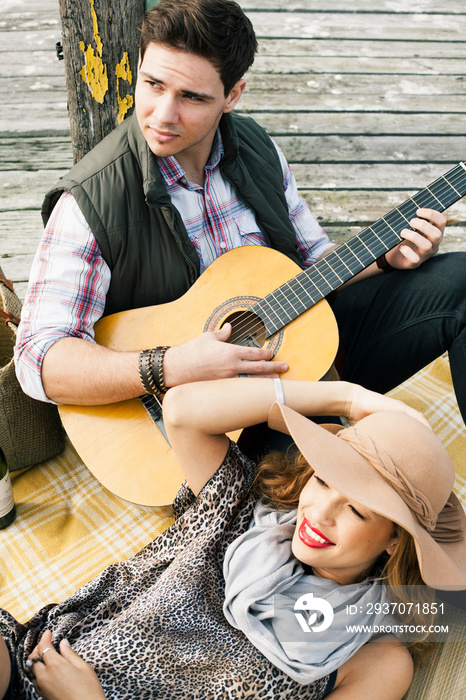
[344,383,430,428]
[26,631,106,700]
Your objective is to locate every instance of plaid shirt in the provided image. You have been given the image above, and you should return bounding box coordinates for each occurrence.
[15,133,331,402]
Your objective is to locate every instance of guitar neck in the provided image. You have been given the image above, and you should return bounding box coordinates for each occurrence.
[254,161,466,337]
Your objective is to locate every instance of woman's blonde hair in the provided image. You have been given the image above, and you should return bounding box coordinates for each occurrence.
[252,448,436,662]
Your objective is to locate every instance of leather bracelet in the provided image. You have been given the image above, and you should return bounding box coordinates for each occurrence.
[376,253,394,273]
[140,348,160,396]
[151,345,170,394]
[139,346,170,395]
[138,348,158,395]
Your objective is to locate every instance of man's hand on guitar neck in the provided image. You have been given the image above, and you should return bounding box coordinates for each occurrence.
[163,323,288,387]
[384,208,446,270]
[323,207,447,289]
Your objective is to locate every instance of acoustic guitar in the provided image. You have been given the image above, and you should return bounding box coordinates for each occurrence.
[59,161,466,507]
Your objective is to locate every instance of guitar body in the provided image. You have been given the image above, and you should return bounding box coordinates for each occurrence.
[59,246,339,507]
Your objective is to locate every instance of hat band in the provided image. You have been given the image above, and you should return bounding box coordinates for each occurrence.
[432,498,464,543]
[337,428,464,543]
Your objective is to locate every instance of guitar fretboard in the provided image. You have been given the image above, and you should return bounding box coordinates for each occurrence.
[252,162,466,337]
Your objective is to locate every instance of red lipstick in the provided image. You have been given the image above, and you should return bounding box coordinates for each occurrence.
[298,518,335,549]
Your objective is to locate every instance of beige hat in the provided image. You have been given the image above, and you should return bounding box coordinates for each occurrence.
[268,403,466,590]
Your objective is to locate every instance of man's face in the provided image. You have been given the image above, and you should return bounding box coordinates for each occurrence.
[135,44,245,168]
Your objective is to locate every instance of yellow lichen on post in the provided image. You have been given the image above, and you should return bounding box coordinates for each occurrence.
[88,0,103,56]
[116,52,134,124]
[78,0,109,104]
[79,42,109,103]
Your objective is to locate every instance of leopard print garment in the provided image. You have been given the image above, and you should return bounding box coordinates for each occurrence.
[0,442,332,699]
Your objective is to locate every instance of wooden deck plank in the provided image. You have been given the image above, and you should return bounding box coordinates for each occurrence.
[301,189,466,221]
[251,111,466,135]
[0,170,67,211]
[0,49,64,78]
[239,1,466,12]
[257,38,466,58]
[1,0,58,11]
[0,15,60,32]
[291,162,463,190]
[253,55,466,74]
[0,137,72,170]
[0,115,71,137]
[273,135,466,164]
[239,93,466,113]
[243,72,466,99]
[245,11,465,41]
[0,29,64,54]
[0,209,47,298]
[0,75,66,103]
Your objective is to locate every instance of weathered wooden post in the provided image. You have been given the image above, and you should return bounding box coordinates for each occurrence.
[58,0,147,163]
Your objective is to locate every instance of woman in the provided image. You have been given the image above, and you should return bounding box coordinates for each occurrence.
[1,377,465,699]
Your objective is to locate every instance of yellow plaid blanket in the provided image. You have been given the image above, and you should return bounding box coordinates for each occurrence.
[0,355,465,699]
[1,447,174,622]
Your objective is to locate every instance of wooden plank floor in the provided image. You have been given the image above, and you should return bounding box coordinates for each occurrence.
[1,0,466,300]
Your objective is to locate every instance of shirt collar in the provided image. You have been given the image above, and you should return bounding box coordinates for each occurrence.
[157,128,224,189]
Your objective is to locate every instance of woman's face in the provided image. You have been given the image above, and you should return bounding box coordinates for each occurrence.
[292,472,398,585]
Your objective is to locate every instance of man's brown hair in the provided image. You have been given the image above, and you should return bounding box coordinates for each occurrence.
[139,0,258,95]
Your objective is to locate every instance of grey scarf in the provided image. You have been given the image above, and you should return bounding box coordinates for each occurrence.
[223,502,392,685]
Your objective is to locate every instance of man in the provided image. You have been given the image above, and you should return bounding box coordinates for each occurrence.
[15,0,466,425]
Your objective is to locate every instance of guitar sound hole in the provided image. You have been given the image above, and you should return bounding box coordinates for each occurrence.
[222,310,266,348]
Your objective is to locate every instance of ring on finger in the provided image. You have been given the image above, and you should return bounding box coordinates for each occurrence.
[25,646,53,670]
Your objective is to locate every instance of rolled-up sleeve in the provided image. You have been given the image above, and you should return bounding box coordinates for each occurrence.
[14,192,110,403]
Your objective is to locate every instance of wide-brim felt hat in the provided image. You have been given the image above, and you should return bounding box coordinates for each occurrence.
[268,403,466,590]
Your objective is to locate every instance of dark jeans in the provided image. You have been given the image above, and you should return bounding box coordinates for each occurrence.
[332,252,466,424]
[239,252,466,462]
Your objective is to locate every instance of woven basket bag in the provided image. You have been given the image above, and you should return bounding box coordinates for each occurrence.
[0,265,64,471]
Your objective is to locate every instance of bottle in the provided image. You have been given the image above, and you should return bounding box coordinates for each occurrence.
[0,448,16,529]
